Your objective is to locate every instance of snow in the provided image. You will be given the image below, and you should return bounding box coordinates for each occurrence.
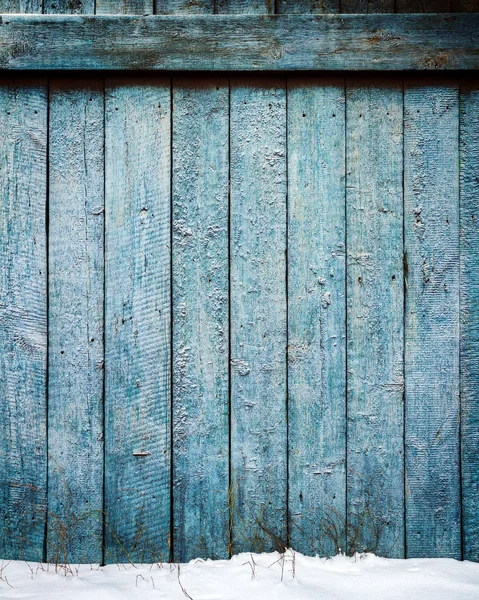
[1,551,479,600]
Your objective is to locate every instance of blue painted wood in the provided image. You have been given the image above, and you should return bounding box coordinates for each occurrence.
[44,0,94,14]
[404,82,461,559]
[460,82,479,563]
[287,76,346,557]
[0,78,47,561]
[96,0,153,15]
[0,0,41,12]
[0,15,478,72]
[216,0,273,12]
[346,79,404,558]
[230,76,287,553]
[104,78,171,564]
[156,0,213,12]
[47,80,104,565]
[172,77,230,562]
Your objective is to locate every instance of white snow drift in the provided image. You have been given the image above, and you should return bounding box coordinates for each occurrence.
[1,550,479,599]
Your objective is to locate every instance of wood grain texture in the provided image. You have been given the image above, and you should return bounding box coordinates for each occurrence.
[460,82,479,563]
[276,0,339,12]
[44,0,94,14]
[0,0,41,13]
[396,0,451,11]
[216,0,273,13]
[404,82,461,559]
[341,0,394,12]
[0,15,477,71]
[156,0,213,13]
[230,77,287,553]
[104,79,171,564]
[96,0,153,15]
[0,78,47,561]
[172,78,229,562]
[287,76,346,556]
[346,79,404,558]
[47,80,104,565]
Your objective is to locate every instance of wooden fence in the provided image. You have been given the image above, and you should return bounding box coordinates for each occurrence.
[1,74,478,565]
[0,0,478,568]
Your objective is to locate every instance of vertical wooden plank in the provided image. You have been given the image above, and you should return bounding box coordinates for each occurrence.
[396,0,450,11]
[460,82,479,563]
[104,78,171,564]
[0,78,47,561]
[287,77,346,557]
[156,0,214,12]
[96,0,153,15]
[276,0,339,12]
[341,0,395,12]
[346,79,404,557]
[172,77,229,562]
[216,0,273,13]
[230,77,287,553]
[404,82,460,559]
[45,0,95,14]
[47,80,104,565]
[0,0,42,12]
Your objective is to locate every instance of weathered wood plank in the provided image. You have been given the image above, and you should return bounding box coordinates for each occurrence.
[276,0,339,12]
[230,77,287,553]
[404,82,461,559]
[0,78,47,561]
[96,0,153,15]
[47,80,104,565]
[156,0,213,13]
[341,0,395,13]
[346,79,404,558]
[104,78,171,564]
[0,0,41,13]
[216,0,273,13]
[396,0,450,12]
[287,76,346,557]
[460,82,479,563]
[44,0,94,14]
[172,77,229,562]
[0,15,477,71]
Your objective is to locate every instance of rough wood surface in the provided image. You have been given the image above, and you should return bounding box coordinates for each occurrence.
[0,0,41,13]
[96,0,153,14]
[341,0,394,12]
[0,0,476,13]
[287,76,346,556]
[0,15,477,71]
[156,0,213,13]
[276,0,339,12]
[346,79,404,558]
[47,80,104,565]
[230,76,287,553]
[216,0,273,13]
[396,0,451,11]
[44,0,94,14]
[172,77,229,562]
[0,78,47,561]
[104,79,171,564]
[460,82,479,563]
[404,82,461,559]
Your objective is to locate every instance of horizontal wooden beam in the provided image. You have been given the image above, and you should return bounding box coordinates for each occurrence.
[0,14,477,71]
